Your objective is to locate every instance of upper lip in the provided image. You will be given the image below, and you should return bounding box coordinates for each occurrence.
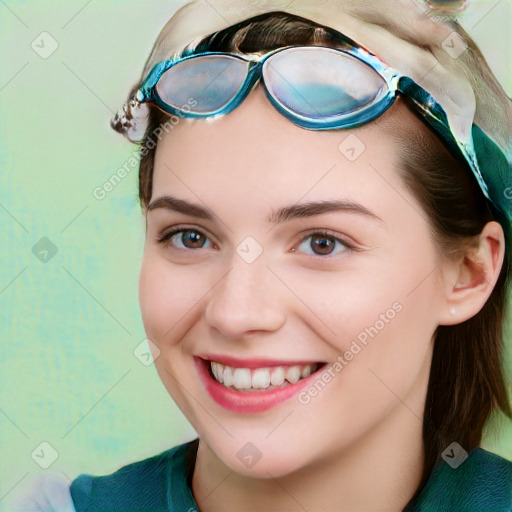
[196,354,326,369]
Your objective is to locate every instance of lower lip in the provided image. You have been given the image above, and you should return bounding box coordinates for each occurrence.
[194,357,323,413]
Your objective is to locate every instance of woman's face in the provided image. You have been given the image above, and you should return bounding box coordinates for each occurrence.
[139,85,449,477]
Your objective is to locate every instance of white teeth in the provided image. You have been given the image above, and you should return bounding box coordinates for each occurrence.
[233,368,252,389]
[252,368,271,389]
[211,361,224,383]
[223,366,234,387]
[270,366,285,386]
[301,364,314,378]
[285,365,301,384]
[209,361,318,391]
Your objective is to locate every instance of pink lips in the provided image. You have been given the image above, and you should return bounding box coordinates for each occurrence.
[194,356,325,414]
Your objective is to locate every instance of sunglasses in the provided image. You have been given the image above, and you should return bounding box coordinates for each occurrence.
[133,41,510,236]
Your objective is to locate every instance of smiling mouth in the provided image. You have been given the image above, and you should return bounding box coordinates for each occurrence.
[204,358,327,392]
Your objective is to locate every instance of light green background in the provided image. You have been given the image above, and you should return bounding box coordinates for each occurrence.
[1,0,511,506]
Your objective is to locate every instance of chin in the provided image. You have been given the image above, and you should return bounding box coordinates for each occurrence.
[204,435,316,479]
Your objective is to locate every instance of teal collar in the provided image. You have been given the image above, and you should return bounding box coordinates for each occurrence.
[405,446,512,511]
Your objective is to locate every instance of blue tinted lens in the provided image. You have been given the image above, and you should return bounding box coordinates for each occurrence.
[263,47,388,119]
[155,54,249,113]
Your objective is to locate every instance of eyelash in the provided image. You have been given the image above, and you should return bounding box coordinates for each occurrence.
[156,225,356,259]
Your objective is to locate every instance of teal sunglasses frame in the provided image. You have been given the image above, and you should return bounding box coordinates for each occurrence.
[134,41,511,240]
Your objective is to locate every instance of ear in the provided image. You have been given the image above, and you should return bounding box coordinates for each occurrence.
[438,221,506,326]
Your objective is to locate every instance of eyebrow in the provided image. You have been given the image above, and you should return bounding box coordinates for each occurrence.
[147,195,384,225]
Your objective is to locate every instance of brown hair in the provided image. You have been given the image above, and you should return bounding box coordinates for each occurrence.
[136,11,512,506]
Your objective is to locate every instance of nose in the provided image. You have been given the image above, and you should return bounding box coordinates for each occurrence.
[204,255,286,339]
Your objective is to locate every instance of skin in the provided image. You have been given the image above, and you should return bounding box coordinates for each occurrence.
[138,84,505,512]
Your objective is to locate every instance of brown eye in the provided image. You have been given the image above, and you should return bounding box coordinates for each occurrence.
[295,231,352,258]
[309,234,336,256]
[178,230,208,249]
[157,228,212,250]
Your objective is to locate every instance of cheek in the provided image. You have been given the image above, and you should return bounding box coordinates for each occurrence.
[274,261,412,347]
[277,252,438,386]
[138,250,204,342]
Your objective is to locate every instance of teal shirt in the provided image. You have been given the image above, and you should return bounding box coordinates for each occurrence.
[70,439,200,512]
[70,439,512,511]
[12,439,512,511]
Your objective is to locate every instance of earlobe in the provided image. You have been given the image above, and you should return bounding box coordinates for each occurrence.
[438,221,505,326]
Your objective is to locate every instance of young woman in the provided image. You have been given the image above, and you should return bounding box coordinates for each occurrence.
[13,0,512,510]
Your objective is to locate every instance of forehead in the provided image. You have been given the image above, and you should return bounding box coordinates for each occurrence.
[150,85,428,228]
